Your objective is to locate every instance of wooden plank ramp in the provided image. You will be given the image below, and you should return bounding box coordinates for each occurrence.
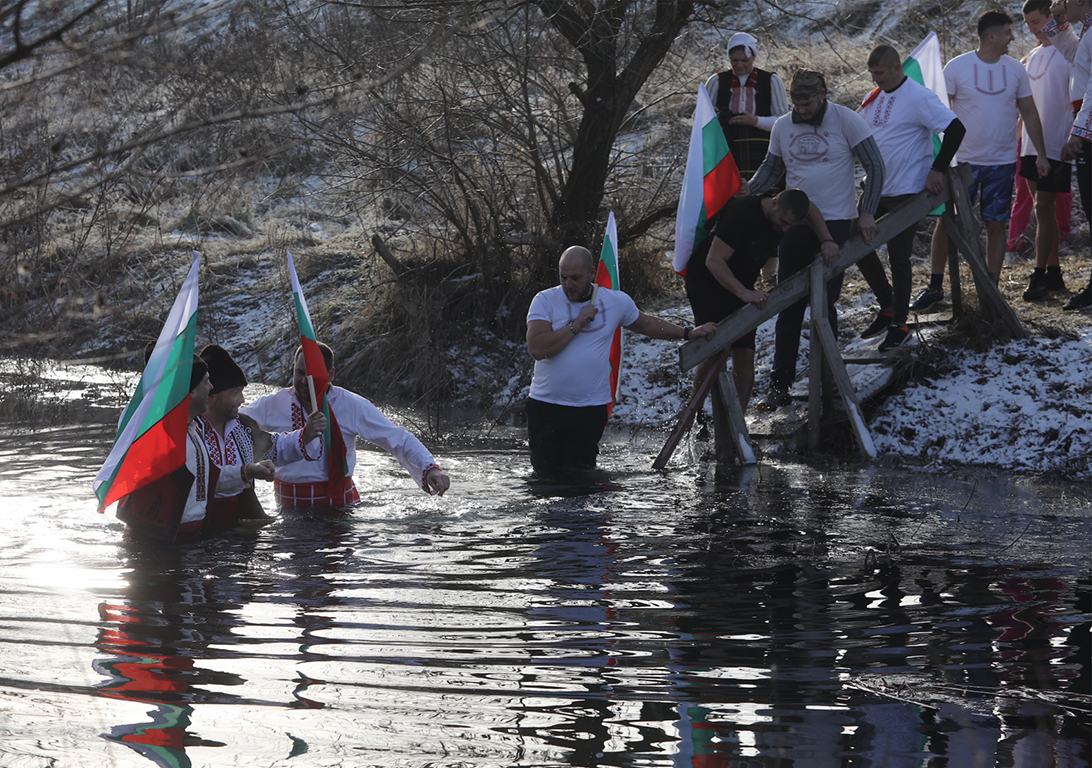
[655,165,1010,467]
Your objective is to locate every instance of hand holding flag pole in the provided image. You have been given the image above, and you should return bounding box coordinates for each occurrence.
[287,251,351,499]
[307,375,319,415]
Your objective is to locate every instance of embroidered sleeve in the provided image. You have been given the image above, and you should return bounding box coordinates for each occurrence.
[420,463,441,489]
[299,430,325,461]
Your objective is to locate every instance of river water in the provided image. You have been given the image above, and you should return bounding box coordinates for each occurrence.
[0,411,1089,767]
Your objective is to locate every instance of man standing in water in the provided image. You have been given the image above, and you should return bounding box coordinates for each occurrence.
[118,355,272,542]
[241,342,450,508]
[525,246,717,476]
[197,343,323,525]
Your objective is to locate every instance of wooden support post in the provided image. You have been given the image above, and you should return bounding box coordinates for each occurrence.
[945,166,1027,339]
[808,260,825,451]
[947,233,963,317]
[812,322,878,458]
[714,369,757,465]
[710,374,732,463]
[652,350,730,470]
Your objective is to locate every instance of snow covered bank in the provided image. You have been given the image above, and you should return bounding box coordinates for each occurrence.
[870,330,1092,482]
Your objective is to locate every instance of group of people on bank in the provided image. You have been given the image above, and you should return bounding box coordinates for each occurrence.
[524,4,1092,472]
[114,4,1092,537]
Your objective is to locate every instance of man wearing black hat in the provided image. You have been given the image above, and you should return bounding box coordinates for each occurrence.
[116,355,231,541]
[198,344,325,525]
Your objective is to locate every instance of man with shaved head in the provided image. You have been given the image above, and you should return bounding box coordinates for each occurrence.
[857,44,964,350]
[525,245,717,476]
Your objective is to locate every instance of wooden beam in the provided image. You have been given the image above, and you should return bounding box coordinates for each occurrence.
[679,183,954,372]
[652,350,730,470]
[813,321,878,458]
[808,260,825,451]
[944,166,1027,339]
[714,370,757,465]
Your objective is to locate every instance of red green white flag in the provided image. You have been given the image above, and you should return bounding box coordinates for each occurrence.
[672,82,741,276]
[594,211,623,418]
[286,251,351,497]
[94,251,201,512]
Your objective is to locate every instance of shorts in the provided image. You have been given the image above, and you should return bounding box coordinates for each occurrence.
[1019,155,1073,193]
[683,236,762,351]
[968,163,1017,221]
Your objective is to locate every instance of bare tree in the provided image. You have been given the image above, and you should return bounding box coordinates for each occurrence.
[534,0,698,243]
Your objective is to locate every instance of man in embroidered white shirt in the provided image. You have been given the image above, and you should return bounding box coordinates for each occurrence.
[198,344,323,525]
[241,343,450,508]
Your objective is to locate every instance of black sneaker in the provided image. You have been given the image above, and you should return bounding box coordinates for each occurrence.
[910,287,944,313]
[1044,271,1066,292]
[860,310,893,339]
[877,324,911,352]
[1023,271,1050,301]
[756,385,790,412]
[1063,284,1091,311]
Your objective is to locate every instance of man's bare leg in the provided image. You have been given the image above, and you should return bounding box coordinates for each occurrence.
[731,347,756,411]
[984,220,1007,280]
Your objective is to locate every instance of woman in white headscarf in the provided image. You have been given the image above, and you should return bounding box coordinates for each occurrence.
[705,32,789,182]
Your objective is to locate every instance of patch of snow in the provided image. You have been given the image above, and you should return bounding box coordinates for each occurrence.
[870,331,1092,482]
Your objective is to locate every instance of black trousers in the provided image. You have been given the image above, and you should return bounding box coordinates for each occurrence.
[770,219,853,389]
[526,398,608,476]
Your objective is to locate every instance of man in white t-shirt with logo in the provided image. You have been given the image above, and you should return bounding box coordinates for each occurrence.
[1019,0,1075,301]
[525,246,716,476]
[912,9,1051,311]
[742,68,885,411]
[857,44,966,351]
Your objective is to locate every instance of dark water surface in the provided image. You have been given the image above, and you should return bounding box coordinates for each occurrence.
[0,422,1088,767]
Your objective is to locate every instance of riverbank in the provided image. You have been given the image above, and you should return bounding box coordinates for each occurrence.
[5,245,1089,486]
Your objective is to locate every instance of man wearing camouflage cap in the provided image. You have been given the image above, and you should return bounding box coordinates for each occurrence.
[742,68,886,411]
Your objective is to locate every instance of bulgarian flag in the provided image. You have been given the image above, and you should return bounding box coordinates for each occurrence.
[286,251,351,498]
[672,82,741,276]
[594,211,623,419]
[94,252,201,512]
[903,32,946,114]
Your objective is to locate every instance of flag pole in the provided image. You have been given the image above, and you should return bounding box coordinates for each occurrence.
[307,375,319,414]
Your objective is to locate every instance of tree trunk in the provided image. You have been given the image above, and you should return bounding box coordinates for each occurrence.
[538,0,696,244]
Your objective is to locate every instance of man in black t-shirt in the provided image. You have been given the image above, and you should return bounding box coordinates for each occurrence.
[684,188,818,410]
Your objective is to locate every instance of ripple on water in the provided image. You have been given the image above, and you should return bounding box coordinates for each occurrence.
[0,428,1088,766]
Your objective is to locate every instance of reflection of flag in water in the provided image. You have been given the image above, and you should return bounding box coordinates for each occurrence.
[96,599,196,768]
[595,212,623,419]
[672,82,741,276]
[286,252,350,499]
[94,252,200,514]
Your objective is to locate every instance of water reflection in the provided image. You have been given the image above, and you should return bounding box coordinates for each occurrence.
[0,424,1087,766]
